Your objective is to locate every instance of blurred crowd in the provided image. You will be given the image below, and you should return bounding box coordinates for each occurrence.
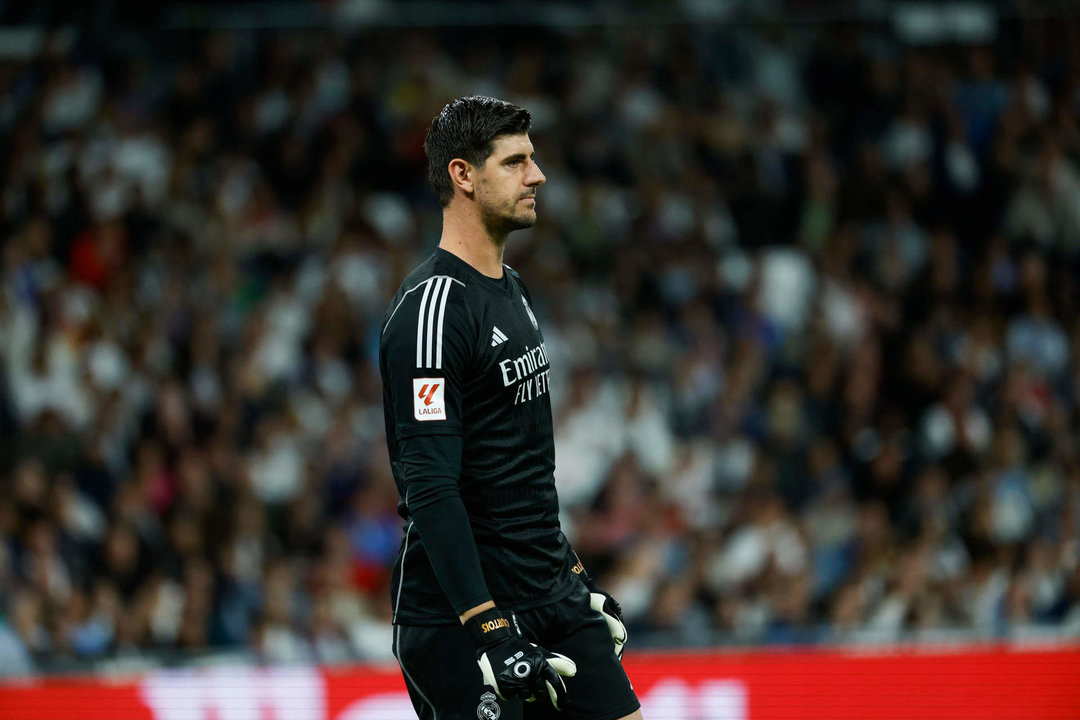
[3,14,1080,676]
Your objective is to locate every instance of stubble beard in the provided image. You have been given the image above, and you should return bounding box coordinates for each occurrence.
[480,197,537,237]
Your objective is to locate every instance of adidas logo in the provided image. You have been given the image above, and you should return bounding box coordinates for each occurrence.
[491,326,508,347]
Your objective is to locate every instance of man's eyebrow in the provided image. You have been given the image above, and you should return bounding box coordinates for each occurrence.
[502,152,534,163]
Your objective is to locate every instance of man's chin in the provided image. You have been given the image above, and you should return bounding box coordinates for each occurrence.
[481,205,537,235]
[505,210,537,231]
[510,214,537,230]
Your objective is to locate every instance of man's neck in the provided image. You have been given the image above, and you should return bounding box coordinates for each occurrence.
[438,205,506,279]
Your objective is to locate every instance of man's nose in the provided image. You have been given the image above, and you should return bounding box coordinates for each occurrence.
[526,161,546,187]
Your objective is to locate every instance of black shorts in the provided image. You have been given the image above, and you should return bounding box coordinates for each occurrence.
[393,582,640,720]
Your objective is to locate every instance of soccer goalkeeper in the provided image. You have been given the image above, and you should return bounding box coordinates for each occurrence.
[380,96,640,720]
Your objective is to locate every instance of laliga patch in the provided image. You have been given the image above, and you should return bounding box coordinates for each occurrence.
[413,378,446,421]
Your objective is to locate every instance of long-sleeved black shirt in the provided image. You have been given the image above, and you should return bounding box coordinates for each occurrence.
[380,248,576,625]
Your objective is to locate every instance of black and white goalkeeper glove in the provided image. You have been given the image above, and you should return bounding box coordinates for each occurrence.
[465,608,577,709]
[571,551,628,660]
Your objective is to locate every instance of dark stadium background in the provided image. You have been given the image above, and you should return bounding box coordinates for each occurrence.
[0,1,1079,717]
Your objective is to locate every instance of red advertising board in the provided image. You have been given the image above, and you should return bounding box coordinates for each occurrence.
[1,644,1078,720]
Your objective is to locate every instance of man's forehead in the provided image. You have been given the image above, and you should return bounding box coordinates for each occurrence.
[491,133,534,156]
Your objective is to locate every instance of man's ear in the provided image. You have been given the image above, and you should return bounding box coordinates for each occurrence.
[448,158,475,197]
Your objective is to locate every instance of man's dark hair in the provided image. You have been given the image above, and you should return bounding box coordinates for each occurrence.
[424,96,531,207]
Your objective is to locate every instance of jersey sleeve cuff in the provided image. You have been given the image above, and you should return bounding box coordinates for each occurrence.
[452,592,495,617]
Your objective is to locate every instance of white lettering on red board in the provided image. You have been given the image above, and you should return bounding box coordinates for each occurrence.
[140,667,325,720]
[139,669,746,720]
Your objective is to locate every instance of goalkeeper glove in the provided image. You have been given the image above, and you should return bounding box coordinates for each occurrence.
[465,608,577,709]
[571,551,627,660]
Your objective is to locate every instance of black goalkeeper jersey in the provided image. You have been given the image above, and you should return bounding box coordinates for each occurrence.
[381,248,576,625]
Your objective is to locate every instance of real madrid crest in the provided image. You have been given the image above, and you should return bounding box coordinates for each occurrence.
[477,691,501,720]
[521,295,538,331]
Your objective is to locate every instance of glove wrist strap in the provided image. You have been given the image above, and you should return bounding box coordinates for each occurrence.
[464,608,513,650]
[570,550,597,589]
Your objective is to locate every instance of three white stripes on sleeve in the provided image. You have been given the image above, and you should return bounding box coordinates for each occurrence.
[415,276,455,369]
